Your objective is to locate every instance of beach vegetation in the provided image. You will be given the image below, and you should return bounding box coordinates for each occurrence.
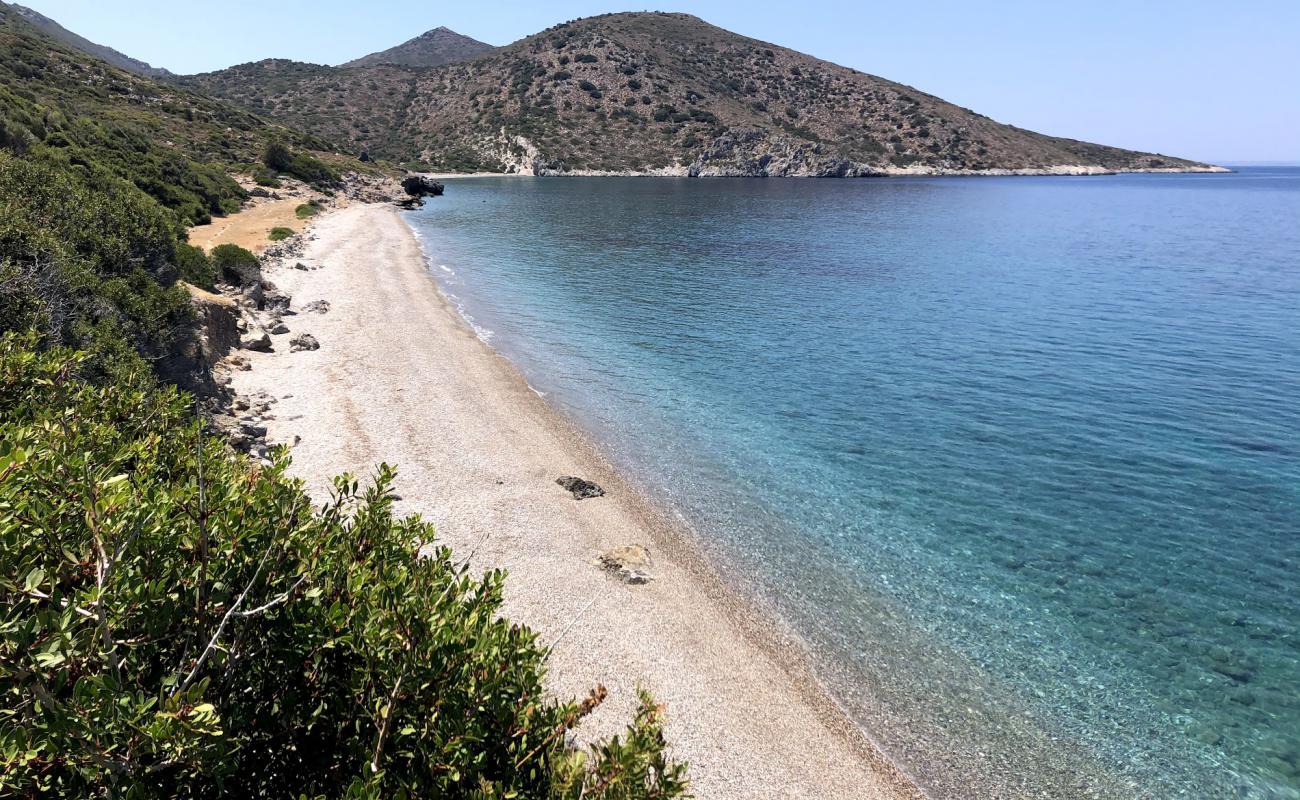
[262,142,341,190]
[0,336,690,799]
[209,243,260,286]
[296,199,325,219]
[268,226,294,242]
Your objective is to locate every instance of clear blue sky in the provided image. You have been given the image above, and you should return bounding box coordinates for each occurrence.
[20,0,1300,163]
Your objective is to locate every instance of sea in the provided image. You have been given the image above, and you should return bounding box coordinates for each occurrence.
[405,168,1300,799]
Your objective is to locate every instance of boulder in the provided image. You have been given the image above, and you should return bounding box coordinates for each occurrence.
[401,175,445,198]
[597,545,653,585]
[241,281,265,309]
[556,475,604,500]
[269,322,290,335]
[302,300,330,314]
[242,333,273,352]
[289,333,320,352]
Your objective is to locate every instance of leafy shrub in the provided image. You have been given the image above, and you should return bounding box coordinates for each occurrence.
[0,337,689,799]
[578,80,598,93]
[268,226,294,242]
[251,165,282,188]
[296,199,324,219]
[174,243,216,290]
[262,142,340,189]
[575,54,598,63]
[0,153,190,379]
[209,243,260,286]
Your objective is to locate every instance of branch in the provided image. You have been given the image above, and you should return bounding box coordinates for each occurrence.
[24,587,95,619]
[369,668,406,774]
[233,572,308,618]
[174,535,276,695]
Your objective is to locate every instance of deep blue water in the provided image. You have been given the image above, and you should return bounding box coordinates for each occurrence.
[406,169,1300,799]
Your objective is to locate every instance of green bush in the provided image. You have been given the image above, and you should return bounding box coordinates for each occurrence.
[0,336,689,799]
[251,165,282,188]
[262,142,340,189]
[296,199,324,219]
[209,243,260,286]
[0,153,190,380]
[174,243,216,290]
[268,226,294,242]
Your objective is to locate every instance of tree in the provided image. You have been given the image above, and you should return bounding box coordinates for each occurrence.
[262,141,293,173]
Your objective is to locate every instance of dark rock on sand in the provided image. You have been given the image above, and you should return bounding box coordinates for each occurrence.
[557,475,604,500]
[290,333,320,352]
[242,333,273,352]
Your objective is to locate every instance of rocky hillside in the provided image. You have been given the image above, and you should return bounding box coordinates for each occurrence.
[0,1,172,77]
[342,25,493,68]
[181,12,1218,176]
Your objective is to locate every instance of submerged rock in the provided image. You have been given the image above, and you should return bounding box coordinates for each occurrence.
[597,545,653,585]
[557,475,604,500]
[289,333,320,352]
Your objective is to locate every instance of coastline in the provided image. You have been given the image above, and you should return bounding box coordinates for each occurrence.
[225,203,928,799]
[421,164,1231,179]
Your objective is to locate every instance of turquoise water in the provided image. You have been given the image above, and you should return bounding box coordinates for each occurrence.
[406,170,1300,799]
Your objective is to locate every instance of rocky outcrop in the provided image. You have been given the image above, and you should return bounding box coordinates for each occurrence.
[158,283,242,395]
[401,175,445,198]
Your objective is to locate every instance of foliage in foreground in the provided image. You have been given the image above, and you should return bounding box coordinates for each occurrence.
[0,336,688,798]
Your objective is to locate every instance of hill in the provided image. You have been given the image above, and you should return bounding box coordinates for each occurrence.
[179,12,1218,176]
[0,3,356,224]
[342,25,494,68]
[1,1,172,77]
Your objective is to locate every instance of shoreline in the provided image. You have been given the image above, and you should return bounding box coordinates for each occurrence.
[225,203,928,799]
[422,164,1231,179]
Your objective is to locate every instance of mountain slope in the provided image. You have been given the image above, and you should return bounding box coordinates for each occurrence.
[342,25,493,68]
[0,3,351,224]
[182,12,1220,176]
[1,1,172,77]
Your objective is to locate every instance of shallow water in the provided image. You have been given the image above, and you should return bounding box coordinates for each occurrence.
[406,170,1300,798]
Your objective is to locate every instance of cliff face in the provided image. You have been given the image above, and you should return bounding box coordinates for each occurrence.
[182,12,1220,176]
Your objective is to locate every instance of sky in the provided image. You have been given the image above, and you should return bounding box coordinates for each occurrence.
[17,0,1300,163]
